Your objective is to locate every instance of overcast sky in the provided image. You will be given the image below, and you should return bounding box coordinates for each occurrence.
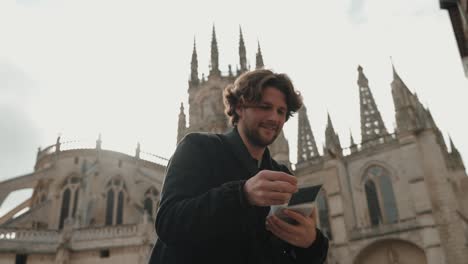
[1,0,467,213]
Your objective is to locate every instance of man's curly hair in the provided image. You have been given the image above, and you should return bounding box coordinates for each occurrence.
[223,69,303,125]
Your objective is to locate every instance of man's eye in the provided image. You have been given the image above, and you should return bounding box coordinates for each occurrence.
[278,110,286,116]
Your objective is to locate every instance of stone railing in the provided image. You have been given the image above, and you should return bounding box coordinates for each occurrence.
[37,139,169,167]
[0,228,59,243]
[140,151,169,166]
[342,133,398,156]
[72,224,139,241]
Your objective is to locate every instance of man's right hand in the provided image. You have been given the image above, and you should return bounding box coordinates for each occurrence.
[243,170,298,206]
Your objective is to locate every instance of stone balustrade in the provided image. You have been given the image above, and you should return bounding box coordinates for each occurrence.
[72,224,139,241]
[36,140,168,168]
[0,228,59,243]
[342,133,398,156]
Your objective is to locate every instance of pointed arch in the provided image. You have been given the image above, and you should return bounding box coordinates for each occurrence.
[361,164,399,226]
[378,173,398,223]
[116,191,124,225]
[59,188,71,229]
[143,186,159,219]
[58,175,80,229]
[365,179,382,226]
[105,176,127,225]
[105,189,114,226]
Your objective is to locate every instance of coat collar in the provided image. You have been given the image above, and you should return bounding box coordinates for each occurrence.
[223,126,273,176]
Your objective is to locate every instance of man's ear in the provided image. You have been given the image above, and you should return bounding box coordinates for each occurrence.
[235,103,243,119]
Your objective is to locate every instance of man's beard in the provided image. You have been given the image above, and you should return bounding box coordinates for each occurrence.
[243,122,279,147]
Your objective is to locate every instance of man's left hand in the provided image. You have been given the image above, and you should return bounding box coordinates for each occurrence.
[265,208,317,248]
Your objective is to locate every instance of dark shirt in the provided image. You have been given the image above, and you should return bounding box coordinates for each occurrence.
[148,127,328,264]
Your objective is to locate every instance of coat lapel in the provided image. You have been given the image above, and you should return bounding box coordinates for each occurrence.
[222,127,274,177]
[222,127,259,177]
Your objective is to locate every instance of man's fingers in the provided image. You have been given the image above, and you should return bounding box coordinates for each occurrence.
[270,215,300,234]
[262,181,297,194]
[284,209,310,226]
[267,217,296,242]
[262,171,298,185]
[259,191,291,205]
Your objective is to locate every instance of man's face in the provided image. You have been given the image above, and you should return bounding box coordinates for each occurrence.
[236,87,287,147]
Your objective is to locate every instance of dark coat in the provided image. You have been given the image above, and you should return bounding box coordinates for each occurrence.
[148,128,328,264]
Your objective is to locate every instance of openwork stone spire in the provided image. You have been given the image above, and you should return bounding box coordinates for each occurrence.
[357,65,388,143]
[297,105,320,163]
[190,38,199,86]
[256,41,264,69]
[209,25,220,76]
[239,27,247,73]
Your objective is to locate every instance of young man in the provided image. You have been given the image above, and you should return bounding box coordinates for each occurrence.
[148,69,329,264]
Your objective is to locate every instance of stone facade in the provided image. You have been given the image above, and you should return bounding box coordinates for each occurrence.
[0,27,467,264]
[0,137,163,264]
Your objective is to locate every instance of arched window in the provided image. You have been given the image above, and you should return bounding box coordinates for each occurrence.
[144,198,153,217]
[105,177,126,226]
[58,176,80,229]
[378,173,398,223]
[59,189,71,229]
[363,165,398,226]
[316,191,332,240]
[32,180,49,206]
[143,187,159,219]
[365,179,382,226]
[116,191,124,225]
[105,189,114,225]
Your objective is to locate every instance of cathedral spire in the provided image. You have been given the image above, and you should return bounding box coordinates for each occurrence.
[357,65,388,144]
[297,105,320,163]
[177,102,187,143]
[209,25,220,77]
[325,113,342,157]
[256,41,264,69]
[239,26,247,73]
[391,62,422,134]
[190,38,199,86]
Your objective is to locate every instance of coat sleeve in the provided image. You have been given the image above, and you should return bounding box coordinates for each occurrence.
[155,133,252,247]
[276,165,330,264]
[289,229,329,263]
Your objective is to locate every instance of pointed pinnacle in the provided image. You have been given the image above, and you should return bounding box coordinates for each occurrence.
[390,57,400,80]
[350,129,356,145]
[449,135,458,153]
[212,24,217,41]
